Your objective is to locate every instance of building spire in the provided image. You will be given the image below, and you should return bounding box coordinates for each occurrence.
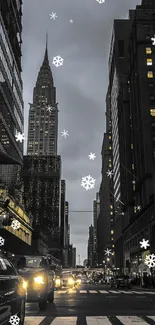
[44,33,49,63]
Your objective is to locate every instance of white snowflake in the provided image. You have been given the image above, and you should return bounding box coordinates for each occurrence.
[15,132,25,143]
[136,205,141,211]
[145,254,155,268]
[11,219,20,230]
[139,238,150,250]
[104,248,112,256]
[0,236,5,246]
[96,0,105,3]
[61,129,69,138]
[69,19,74,23]
[106,169,113,179]
[151,35,155,45]
[52,55,64,67]
[132,180,136,185]
[81,175,96,191]
[49,12,58,20]
[9,314,20,325]
[88,152,96,160]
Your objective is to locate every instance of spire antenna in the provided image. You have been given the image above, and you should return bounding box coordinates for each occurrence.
[46,32,48,49]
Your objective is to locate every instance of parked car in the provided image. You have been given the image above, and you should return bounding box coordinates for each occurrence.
[0,255,26,325]
[12,255,55,310]
[110,275,131,289]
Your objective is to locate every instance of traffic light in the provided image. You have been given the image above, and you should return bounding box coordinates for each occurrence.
[2,214,13,226]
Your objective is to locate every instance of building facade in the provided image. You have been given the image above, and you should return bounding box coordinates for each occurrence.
[22,155,61,256]
[93,192,100,265]
[87,224,95,267]
[0,0,23,165]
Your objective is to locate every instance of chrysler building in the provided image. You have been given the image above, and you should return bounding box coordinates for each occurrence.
[27,38,58,155]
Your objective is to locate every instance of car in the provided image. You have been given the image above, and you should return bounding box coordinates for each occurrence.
[110,275,131,289]
[0,255,26,325]
[13,255,55,310]
[62,272,75,288]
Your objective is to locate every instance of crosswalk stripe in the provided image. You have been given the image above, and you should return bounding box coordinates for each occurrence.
[131,291,145,294]
[119,291,133,294]
[147,316,155,321]
[52,317,77,324]
[88,290,98,293]
[86,316,112,325]
[24,317,45,325]
[80,290,87,293]
[109,290,121,294]
[99,290,109,294]
[116,316,150,324]
[144,291,155,294]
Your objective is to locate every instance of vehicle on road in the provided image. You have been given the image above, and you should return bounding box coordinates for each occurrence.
[12,255,55,310]
[62,272,75,288]
[0,254,26,325]
[46,255,63,290]
[110,275,131,289]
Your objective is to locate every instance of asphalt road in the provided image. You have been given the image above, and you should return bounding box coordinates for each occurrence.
[24,284,155,325]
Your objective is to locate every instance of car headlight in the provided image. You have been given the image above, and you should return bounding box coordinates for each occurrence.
[76,279,81,284]
[34,276,44,284]
[55,278,61,285]
[68,278,74,285]
[23,280,27,289]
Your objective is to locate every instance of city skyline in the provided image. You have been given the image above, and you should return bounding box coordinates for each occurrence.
[22,0,141,262]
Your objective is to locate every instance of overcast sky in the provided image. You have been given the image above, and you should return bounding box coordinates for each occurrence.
[22,0,141,264]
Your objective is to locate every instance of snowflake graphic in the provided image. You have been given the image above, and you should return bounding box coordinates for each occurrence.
[136,205,141,211]
[11,220,20,230]
[0,236,5,246]
[139,238,150,250]
[81,175,96,191]
[104,248,112,256]
[69,19,74,23]
[15,132,25,143]
[96,0,105,3]
[106,169,113,179]
[145,254,155,268]
[9,314,20,325]
[88,153,96,160]
[52,55,64,67]
[132,180,136,185]
[151,35,155,45]
[61,129,69,138]
[49,12,58,20]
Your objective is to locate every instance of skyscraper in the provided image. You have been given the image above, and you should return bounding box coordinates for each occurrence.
[27,37,58,156]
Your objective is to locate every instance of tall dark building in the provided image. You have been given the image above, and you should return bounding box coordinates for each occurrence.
[93,192,100,265]
[0,1,23,165]
[22,155,61,256]
[106,0,155,273]
[87,225,95,267]
[60,180,67,266]
[97,89,115,267]
[27,38,58,156]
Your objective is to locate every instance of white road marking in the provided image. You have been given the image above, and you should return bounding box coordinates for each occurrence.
[109,290,121,294]
[147,316,155,321]
[86,316,112,325]
[132,291,145,294]
[80,290,87,293]
[144,291,155,294]
[116,316,149,324]
[119,291,133,294]
[99,290,109,294]
[56,290,67,293]
[89,290,98,293]
[52,317,77,324]
[24,317,45,325]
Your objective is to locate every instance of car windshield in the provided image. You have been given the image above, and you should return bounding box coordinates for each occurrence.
[25,257,43,268]
[116,275,129,279]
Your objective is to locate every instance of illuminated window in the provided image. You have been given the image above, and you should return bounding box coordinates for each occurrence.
[110,205,113,209]
[109,158,111,162]
[109,163,112,168]
[147,71,153,78]
[110,212,113,215]
[111,230,114,234]
[147,58,152,66]
[131,144,133,149]
[111,237,114,241]
[112,244,115,248]
[150,109,155,116]
[109,146,112,150]
[132,164,134,170]
[146,47,152,54]
[109,136,112,139]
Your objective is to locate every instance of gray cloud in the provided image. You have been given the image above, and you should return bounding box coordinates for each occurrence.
[23,0,141,263]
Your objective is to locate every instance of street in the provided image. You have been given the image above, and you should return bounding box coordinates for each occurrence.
[25,284,155,325]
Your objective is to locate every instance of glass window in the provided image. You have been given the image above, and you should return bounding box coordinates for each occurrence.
[146,47,152,54]
[150,109,155,116]
[111,230,114,234]
[147,71,153,78]
[3,259,17,275]
[147,58,152,65]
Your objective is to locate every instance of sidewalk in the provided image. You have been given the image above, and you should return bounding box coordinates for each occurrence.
[131,284,155,290]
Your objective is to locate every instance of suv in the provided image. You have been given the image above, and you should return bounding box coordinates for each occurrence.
[13,255,55,310]
[110,275,131,289]
[0,255,26,325]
